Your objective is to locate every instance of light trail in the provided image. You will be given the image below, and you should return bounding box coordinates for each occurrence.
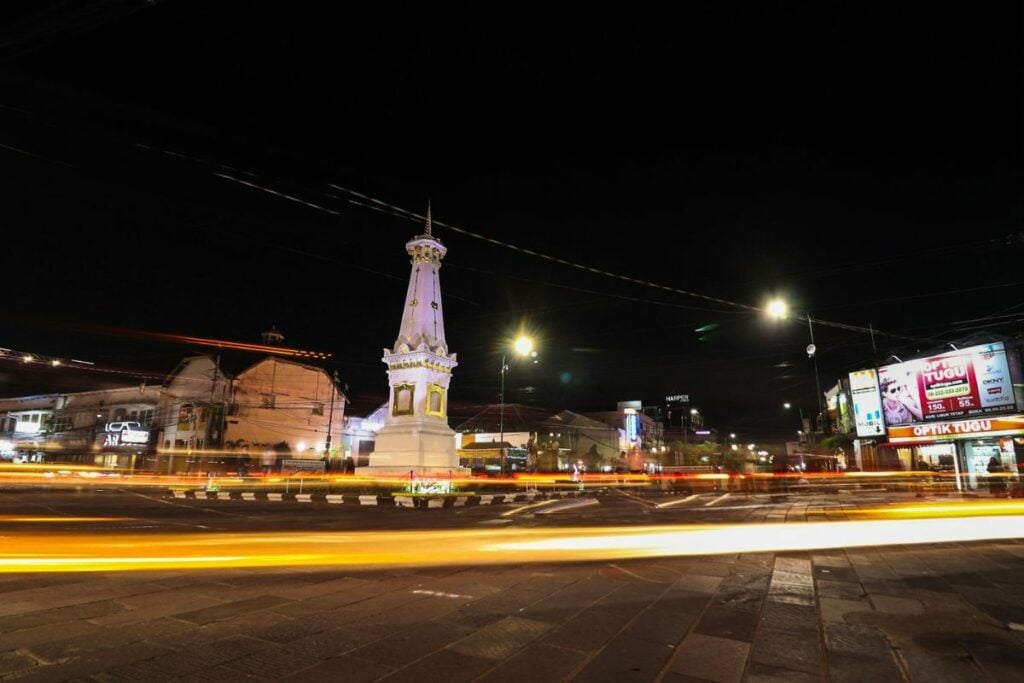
[2,502,1022,573]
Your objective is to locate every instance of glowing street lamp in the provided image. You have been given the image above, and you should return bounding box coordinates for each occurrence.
[768,298,824,433]
[499,336,535,475]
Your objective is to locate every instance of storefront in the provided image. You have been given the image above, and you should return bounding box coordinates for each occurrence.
[884,417,1024,492]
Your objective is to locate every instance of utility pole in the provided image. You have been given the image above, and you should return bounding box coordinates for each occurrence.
[325,370,338,465]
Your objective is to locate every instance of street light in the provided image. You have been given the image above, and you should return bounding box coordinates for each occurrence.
[768,299,825,433]
[499,336,535,475]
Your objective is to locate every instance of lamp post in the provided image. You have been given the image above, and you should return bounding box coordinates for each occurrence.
[768,299,827,434]
[498,336,535,476]
[805,314,826,433]
[324,370,338,465]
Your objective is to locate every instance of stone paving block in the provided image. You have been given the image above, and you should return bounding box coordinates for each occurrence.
[15,643,175,683]
[746,661,826,682]
[870,594,924,615]
[25,617,188,663]
[160,610,288,648]
[759,602,818,635]
[669,632,750,683]
[0,620,98,650]
[91,594,217,626]
[244,616,333,644]
[770,569,813,587]
[378,648,494,683]
[695,604,761,642]
[279,653,394,682]
[473,643,588,683]
[545,606,637,652]
[960,638,1024,682]
[515,578,623,622]
[815,579,864,600]
[348,620,475,667]
[0,599,125,633]
[0,602,41,618]
[810,553,850,567]
[812,565,858,582]
[447,615,551,661]
[766,582,815,607]
[170,664,268,682]
[172,595,294,625]
[822,622,895,661]
[714,584,766,613]
[220,645,313,679]
[897,647,988,682]
[619,606,697,646]
[773,557,812,574]
[750,625,824,675]
[286,626,381,659]
[818,597,873,623]
[573,635,678,682]
[657,589,715,619]
[826,651,906,683]
[859,578,909,596]
[0,650,38,676]
[676,573,726,594]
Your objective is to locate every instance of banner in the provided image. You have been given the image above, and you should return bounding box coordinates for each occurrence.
[848,369,885,437]
[878,342,1017,426]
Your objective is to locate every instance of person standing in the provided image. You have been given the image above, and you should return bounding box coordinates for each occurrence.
[987,456,1006,497]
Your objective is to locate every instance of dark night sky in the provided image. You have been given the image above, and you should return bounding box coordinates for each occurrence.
[2,2,1022,437]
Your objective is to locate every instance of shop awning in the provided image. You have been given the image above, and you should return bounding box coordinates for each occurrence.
[877,441,938,448]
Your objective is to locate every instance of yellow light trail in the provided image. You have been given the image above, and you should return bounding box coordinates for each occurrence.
[2,503,1022,573]
[0,516,136,523]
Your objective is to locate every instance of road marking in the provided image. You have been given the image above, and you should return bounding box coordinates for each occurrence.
[704,493,731,507]
[534,498,599,514]
[412,589,474,599]
[501,499,562,516]
[656,494,699,509]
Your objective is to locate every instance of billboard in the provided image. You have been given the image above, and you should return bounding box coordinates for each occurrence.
[848,369,885,437]
[877,342,1018,426]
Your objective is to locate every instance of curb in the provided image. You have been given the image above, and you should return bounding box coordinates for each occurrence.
[169,488,594,507]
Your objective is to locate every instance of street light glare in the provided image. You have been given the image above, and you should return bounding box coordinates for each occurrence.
[513,336,534,356]
[767,299,788,319]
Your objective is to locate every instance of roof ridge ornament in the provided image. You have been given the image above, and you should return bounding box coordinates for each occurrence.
[424,201,432,238]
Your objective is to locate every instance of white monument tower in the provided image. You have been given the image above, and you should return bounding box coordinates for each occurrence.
[361,206,465,476]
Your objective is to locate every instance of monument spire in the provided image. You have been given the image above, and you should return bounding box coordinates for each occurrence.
[393,203,448,355]
[361,201,462,478]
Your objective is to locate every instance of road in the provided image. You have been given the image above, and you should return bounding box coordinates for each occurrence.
[0,485,1022,681]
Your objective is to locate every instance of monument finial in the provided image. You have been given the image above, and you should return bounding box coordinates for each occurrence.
[425,201,432,238]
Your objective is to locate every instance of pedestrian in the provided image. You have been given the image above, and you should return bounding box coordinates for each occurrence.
[987,456,1006,497]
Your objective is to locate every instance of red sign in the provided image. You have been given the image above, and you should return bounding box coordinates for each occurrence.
[877,342,1016,426]
[887,416,1024,442]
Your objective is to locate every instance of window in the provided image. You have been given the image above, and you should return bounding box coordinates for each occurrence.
[260,395,276,409]
[392,383,414,416]
[311,402,324,416]
[51,415,73,432]
[138,409,155,425]
[426,384,445,417]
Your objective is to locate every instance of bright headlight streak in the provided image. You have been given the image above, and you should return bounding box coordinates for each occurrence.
[484,516,1024,556]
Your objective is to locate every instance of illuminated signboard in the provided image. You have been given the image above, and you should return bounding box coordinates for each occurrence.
[848,369,885,437]
[103,422,151,447]
[624,408,639,442]
[665,394,689,403]
[877,342,1018,427]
